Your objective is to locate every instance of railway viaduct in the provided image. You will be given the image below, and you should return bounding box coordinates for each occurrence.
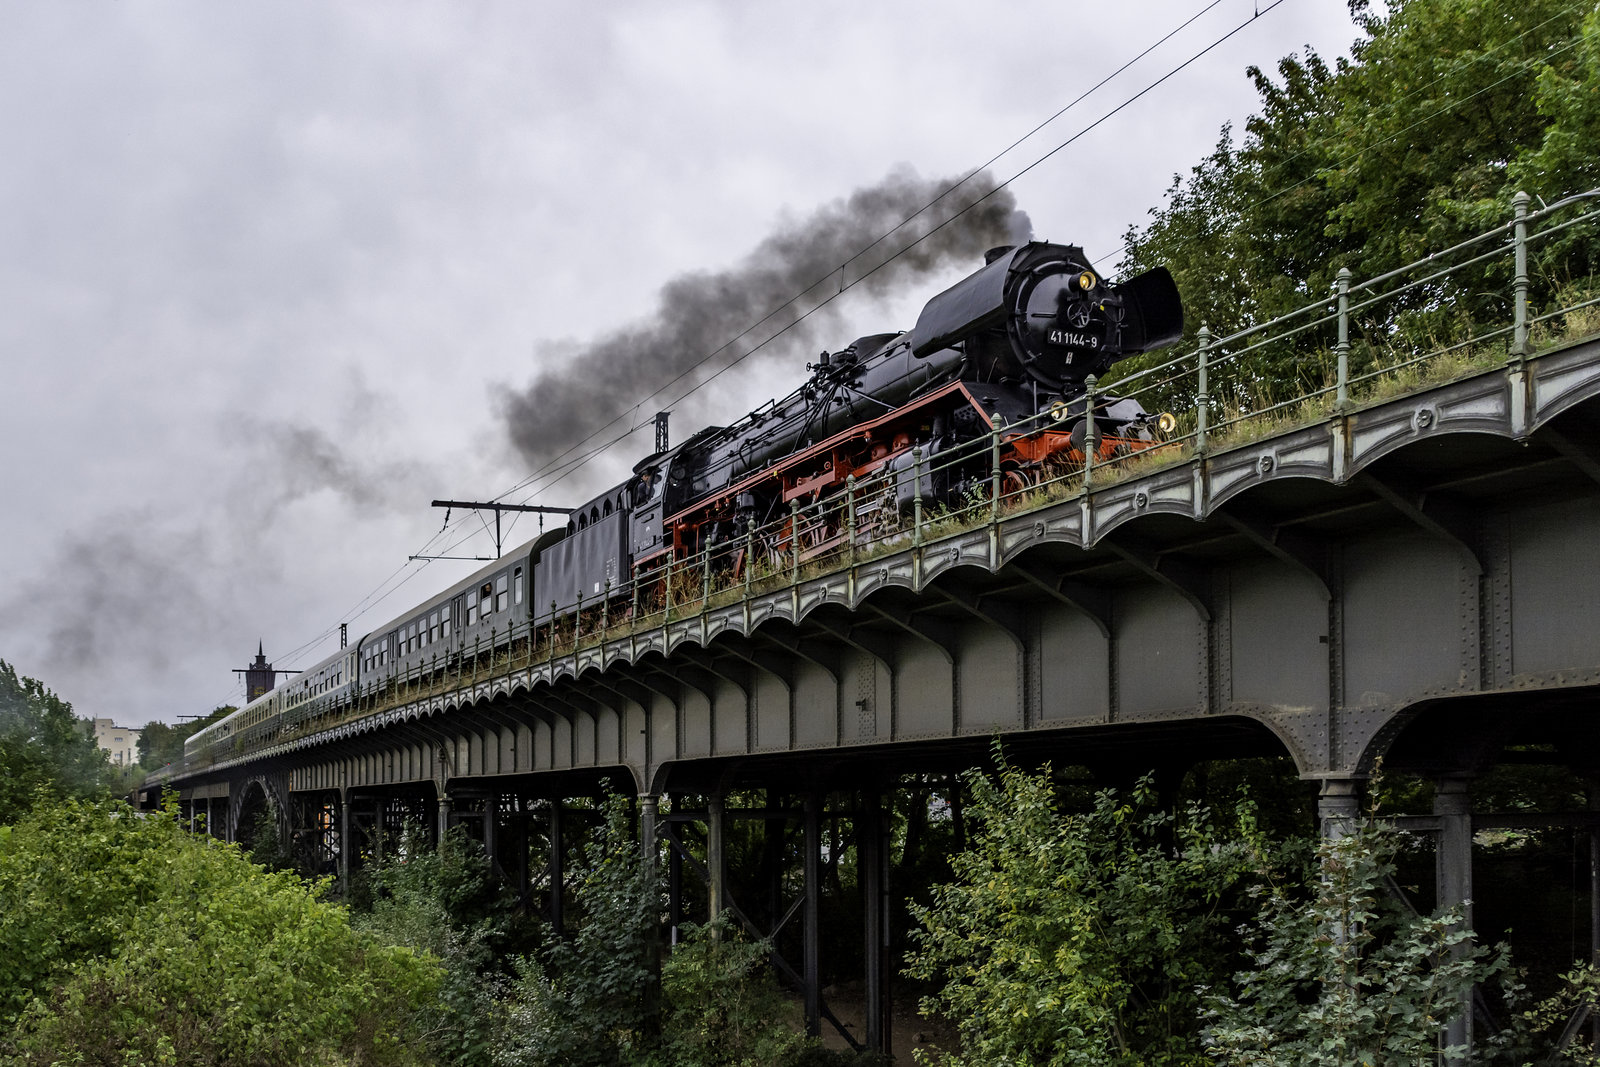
[148,332,1600,1055]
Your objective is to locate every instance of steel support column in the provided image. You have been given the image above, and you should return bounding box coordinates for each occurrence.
[338,790,351,886]
[861,787,888,1053]
[803,791,822,1038]
[1318,779,1361,841]
[1435,777,1474,1059]
[708,794,726,936]
[640,793,659,876]
[484,791,499,872]
[436,791,452,848]
[548,799,564,934]
[668,796,684,946]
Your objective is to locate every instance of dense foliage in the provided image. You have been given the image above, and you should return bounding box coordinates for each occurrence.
[1204,816,1503,1065]
[0,797,440,1066]
[354,828,526,1067]
[1115,0,1600,407]
[0,660,109,825]
[904,756,1279,1066]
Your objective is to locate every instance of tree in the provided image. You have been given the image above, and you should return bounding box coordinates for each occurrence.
[494,797,660,1067]
[1203,816,1506,1066]
[355,826,521,1067]
[0,796,440,1066]
[656,918,811,1067]
[1115,0,1596,412]
[138,703,236,770]
[0,659,108,824]
[904,754,1275,1066]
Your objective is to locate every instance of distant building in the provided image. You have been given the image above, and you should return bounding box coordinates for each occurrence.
[240,642,280,703]
[92,719,141,767]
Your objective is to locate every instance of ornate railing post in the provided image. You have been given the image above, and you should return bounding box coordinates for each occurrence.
[1512,190,1531,361]
[601,578,611,637]
[1335,267,1352,412]
[701,542,712,610]
[911,446,924,547]
[574,590,583,651]
[989,417,1002,523]
[744,518,755,596]
[790,498,802,584]
[1083,374,1099,492]
[1195,325,1211,455]
[846,474,858,564]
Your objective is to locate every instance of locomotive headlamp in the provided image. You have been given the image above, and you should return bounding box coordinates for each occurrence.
[1049,400,1070,422]
[1077,271,1096,290]
[1155,412,1178,435]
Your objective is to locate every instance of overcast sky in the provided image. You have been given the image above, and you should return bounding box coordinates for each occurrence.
[0,0,1362,726]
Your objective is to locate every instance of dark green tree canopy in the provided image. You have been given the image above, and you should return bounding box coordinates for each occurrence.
[0,660,108,825]
[1116,0,1599,401]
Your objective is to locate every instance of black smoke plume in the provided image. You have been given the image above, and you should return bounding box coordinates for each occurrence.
[500,167,1028,471]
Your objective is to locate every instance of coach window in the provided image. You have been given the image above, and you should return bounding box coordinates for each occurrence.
[467,589,478,626]
[430,611,440,642]
[442,607,452,638]
[603,499,612,517]
[514,567,524,605]
[480,582,494,615]
[496,574,508,612]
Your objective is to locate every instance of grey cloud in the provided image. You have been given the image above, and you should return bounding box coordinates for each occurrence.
[498,167,1024,473]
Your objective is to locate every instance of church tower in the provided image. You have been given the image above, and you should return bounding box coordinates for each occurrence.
[243,642,277,702]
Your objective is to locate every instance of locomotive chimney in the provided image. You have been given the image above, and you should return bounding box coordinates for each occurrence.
[654,411,670,453]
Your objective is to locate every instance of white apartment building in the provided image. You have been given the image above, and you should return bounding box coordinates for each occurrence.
[92,718,141,767]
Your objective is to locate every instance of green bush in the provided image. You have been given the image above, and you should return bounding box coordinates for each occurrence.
[0,661,109,825]
[0,797,439,1066]
[657,917,809,1067]
[356,827,522,1067]
[905,753,1278,1066]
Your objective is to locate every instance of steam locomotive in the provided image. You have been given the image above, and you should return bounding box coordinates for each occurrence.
[186,241,1183,763]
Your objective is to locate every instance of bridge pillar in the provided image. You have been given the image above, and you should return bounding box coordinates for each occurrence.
[1590,783,1600,1052]
[1434,777,1474,1059]
[338,790,351,887]
[860,785,890,1054]
[803,790,822,1038]
[639,792,659,876]
[436,791,452,849]
[548,799,565,934]
[1317,779,1362,840]
[707,794,726,936]
[668,795,684,946]
[483,791,499,872]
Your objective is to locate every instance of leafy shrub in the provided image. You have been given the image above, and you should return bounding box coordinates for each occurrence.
[657,917,809,1067]
[0,797,439,1066]
[356,826,522,1067]
[905,752,1277,1066]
